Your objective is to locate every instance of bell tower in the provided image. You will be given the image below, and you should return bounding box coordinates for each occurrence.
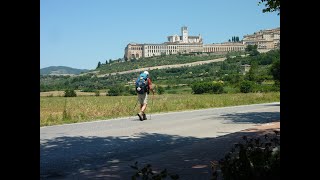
[181,26,188,43]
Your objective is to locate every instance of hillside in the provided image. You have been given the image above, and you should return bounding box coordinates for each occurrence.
[40,50,280,93]
[40,66,89,75]
[96,57,227,77]
[94,52,238,75]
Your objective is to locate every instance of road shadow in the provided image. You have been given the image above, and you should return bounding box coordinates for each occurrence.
[40,125,279,180]
[41,111,280,179]
[219,111,280,124]
[40,132,208,179]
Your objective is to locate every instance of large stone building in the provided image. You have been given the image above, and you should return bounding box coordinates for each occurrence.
[242,27,280,53]
[124,26,279,60]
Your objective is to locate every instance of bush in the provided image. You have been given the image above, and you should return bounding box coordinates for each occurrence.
[107,86,121,96]
[191,81,224,94]
[211,81,224,94]
[240,81,254,93]
[273,81,280,91]
[130,162,179,180]
[216,132,280,180]
[64,89,77,97]
[253,84,279,92]
[157,86,165,95]
[107,85,135,96]
[129,88,137,95]
[191,82,211,94]
[94,90,100,96]
[128,131,280,180]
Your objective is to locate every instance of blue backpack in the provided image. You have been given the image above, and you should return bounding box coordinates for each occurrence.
[135,73,149,94]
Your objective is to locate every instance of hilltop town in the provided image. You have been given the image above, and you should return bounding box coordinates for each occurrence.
[124,26,279,60]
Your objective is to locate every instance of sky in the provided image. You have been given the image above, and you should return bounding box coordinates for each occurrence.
[40,0,280,70]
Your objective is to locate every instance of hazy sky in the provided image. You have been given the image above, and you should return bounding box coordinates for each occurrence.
[40,0,280,70]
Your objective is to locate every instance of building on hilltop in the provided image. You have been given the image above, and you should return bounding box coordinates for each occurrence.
[167,26,203,44]
[124,26,279,60]
[242,27,280,53]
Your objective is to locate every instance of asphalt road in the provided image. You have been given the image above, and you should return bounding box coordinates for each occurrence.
[40,102,280,179]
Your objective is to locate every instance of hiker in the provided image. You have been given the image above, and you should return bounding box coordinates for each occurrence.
[135,71,154,121]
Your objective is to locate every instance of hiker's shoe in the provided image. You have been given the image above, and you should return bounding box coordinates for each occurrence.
[137,112,143,121]
[143,113,147,120]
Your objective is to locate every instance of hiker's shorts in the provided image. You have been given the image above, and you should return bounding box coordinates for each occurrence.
[137,93,148,105]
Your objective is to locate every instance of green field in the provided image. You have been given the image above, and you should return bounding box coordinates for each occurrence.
[40,92,280,127]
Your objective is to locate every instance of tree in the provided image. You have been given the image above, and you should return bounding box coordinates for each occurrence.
[250,49,260,56]
[270,59,280,82]
[97,61,101,69]
[246,62,258,81]
[228,39,231,42]
[245,44,259,56]
[258,0,280,15]
[236,36,239,42]
[245,44,254,52]
[105,59,108,64]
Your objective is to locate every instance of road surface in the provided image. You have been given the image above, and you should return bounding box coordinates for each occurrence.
[40,102,280,179]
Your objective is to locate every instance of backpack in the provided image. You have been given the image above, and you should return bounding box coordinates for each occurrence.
[135,73,149,94]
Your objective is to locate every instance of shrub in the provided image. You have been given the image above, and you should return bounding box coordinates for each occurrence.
[216,132,280,180]
[130,162,179,180]
[64,89,77,97]
[107,85,134,96]
[191,81,224,94]
[107,86,121,96]
[273,81,280,91]
[211,81,224,94]
[129,88,137,95]
[128,131,280,180]
[253,84,279,92]
[240,81,254,93]
[94,90,100,96]
[157,86,165,95]
[191,82,212,94]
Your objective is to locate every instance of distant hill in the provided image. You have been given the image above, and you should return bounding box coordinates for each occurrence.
[40,66,89,75]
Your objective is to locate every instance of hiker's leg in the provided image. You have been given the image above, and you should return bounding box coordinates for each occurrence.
[142,112,147,120]
[141,93,148,113]
[137,94,143,112]
[141,103,147,113]
[137,94,145,120]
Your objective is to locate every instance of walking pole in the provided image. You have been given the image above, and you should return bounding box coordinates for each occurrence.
[150,92,154,120]
[130,99,139,120]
